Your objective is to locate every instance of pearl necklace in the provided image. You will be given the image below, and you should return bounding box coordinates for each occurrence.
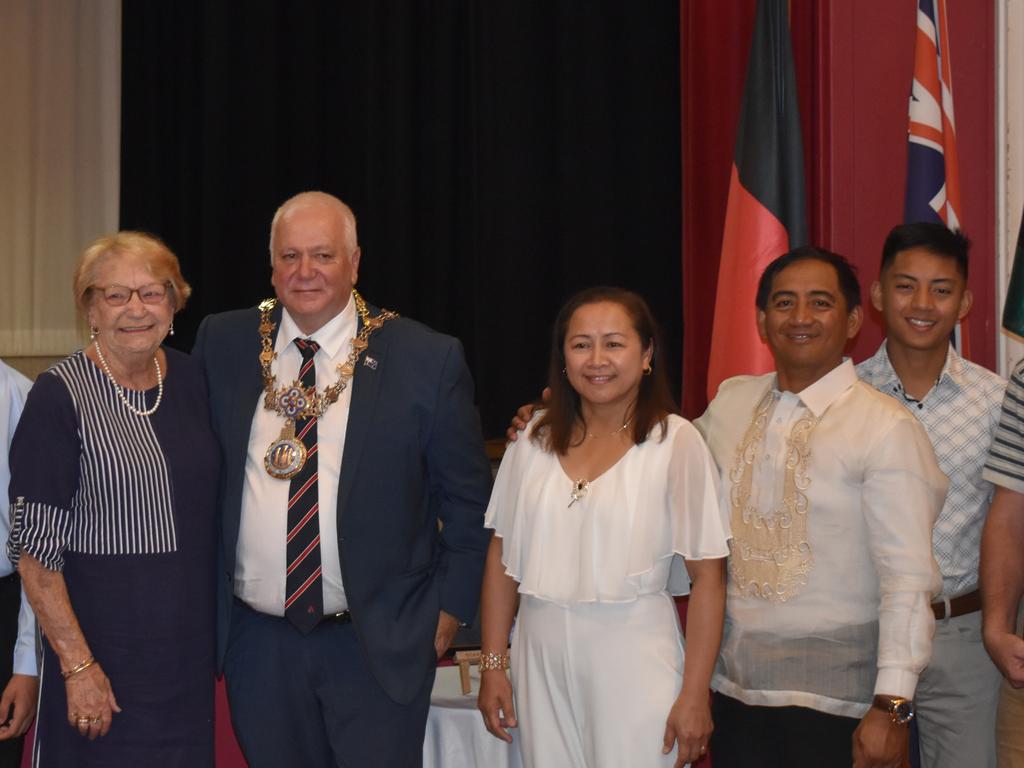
[93,340,163,417]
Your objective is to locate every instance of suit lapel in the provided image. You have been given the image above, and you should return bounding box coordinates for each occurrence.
[232,304,281,457]
[337,309,391,526]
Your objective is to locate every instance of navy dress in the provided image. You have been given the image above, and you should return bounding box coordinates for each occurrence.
[7,348,219,768]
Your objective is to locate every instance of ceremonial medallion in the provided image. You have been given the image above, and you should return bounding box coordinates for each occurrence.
[265,423,307,479]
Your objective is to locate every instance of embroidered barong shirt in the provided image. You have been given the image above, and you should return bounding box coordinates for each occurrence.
[695,360,946,717]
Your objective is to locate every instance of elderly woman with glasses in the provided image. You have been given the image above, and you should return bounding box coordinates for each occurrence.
[7,232,219,767]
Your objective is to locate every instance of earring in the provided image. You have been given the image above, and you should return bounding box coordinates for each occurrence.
[562,367,567,375]
[643,364,652,376]
[168,321,175,337]
[89,326,99,339]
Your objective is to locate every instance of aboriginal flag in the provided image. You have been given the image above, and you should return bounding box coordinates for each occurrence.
[706,0,807,400]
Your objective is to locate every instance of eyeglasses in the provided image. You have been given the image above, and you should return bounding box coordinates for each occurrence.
[94,282,171,307]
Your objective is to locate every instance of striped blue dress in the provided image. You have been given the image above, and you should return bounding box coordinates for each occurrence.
[7,348,219,768]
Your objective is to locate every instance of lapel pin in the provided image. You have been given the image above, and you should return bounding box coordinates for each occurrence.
[363,356,378,370]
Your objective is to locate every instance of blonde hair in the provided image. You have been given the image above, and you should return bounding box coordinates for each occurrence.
[74,231,191,316]
[268,191,359,264]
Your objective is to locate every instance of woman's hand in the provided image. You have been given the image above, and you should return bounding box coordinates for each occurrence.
[65,663,121,740]
[662,692,712,766]
[478,669,517,743]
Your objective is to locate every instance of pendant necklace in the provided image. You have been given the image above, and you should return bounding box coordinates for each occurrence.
[567,478,589,508]
[586,417,632,439]
[568,415,632,506]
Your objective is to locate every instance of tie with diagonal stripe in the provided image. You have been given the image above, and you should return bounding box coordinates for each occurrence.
[285,337,324,633]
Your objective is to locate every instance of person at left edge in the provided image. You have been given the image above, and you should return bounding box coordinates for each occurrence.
[0,361,39,768]
[193,191,492,768]
[7,232,219,767]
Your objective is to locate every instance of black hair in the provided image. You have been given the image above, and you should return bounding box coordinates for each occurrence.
[531,286,676,454]
[880,222,969,279]
[755,246,861,311]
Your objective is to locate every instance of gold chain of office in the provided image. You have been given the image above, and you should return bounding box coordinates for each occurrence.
[258,290,397,479]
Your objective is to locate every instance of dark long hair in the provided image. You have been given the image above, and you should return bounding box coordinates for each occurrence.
[532,286,677,454]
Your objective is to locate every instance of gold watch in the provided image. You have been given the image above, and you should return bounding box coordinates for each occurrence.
[871,695,915,726]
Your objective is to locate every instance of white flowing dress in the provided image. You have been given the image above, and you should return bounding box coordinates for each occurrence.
[485,414,730,768]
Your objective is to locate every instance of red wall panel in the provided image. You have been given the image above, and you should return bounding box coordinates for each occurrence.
[682,0,997,414]
[820,0,996,365]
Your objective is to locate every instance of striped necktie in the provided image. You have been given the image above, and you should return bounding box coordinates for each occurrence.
[285,337,323,633]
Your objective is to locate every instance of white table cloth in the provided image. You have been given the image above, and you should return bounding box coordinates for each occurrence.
[424,666,523,768]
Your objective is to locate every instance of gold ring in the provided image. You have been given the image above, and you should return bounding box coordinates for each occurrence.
[90,717,102,725]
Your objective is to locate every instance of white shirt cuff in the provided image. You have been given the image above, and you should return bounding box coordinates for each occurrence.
[874,668,918,700]
[12,588,38,677]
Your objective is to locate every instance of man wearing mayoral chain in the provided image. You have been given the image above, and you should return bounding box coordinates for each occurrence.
[193,191,492,767]
[695,247,946,768]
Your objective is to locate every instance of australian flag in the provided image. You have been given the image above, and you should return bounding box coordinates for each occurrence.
[905,0,969,356]
[905,0,961,229]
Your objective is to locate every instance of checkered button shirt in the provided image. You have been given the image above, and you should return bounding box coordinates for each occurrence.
[857,342,1006,595]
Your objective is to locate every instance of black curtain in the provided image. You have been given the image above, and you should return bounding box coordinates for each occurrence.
[120,1,682,438]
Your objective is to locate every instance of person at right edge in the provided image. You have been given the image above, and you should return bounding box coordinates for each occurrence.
[979,357,1024,767]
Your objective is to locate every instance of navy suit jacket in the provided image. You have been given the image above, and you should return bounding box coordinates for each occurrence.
[193,302,492,704]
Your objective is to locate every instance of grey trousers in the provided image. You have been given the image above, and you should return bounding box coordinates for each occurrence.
[916,610,1001,768]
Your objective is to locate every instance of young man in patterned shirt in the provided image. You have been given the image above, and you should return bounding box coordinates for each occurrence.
[980,361,1024,767]
[857,222,1005,768]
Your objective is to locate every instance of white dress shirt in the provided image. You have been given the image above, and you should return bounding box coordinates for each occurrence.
[235,300,356,615]
[1,360,38,675]
[695,360,946,717]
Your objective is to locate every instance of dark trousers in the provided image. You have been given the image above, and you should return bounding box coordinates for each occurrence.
[225,599,434,768]
[0,573,26,768]
[710,691,859,768]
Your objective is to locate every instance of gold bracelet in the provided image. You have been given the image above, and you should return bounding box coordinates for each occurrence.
[479,650,510,672]
[61,656,96,680]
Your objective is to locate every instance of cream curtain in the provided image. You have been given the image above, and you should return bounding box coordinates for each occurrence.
[0,0,121,356]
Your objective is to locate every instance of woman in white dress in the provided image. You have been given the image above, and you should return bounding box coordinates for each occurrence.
[478,287,730,768]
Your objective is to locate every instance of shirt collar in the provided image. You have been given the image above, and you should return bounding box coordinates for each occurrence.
[867,339,964,394]
[774,358,858,418]
[937,344,966,389]
[276,297,358,361]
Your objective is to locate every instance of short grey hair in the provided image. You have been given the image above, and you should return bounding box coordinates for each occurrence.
[268,191,359,265]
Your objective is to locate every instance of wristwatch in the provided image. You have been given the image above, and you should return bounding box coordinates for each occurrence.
[871,695,915,726]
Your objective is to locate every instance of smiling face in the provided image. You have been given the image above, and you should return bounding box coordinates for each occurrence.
[757,258,862,391]
[871,246,972,354]
[87,253,174,362]
[271,200,360,335]
[563,301,653,412]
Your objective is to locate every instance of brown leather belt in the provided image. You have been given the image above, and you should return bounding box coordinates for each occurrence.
[931,589,981,620]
